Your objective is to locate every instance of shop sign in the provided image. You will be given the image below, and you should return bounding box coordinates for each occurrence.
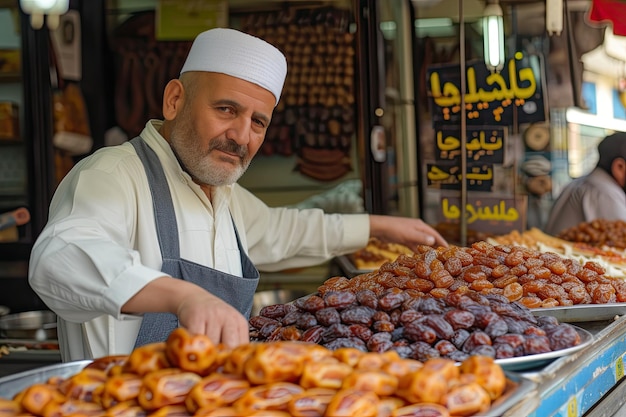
[434,125,506,165]
[427,53,546,126]
[438,194,527,234]
[427,163,494,192]
[156,0,228,41]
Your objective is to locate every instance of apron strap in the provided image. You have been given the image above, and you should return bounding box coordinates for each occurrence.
[129,137,180,259]
[129,135,260,348]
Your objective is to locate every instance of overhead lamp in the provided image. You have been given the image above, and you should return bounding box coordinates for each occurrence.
[546,0,564,36]
[482,0,505,72]
[19,0,69,30]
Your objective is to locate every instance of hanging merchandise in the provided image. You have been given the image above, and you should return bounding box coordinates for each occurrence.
[523,122,551,151]
[241,7,356,182]
[49,10,81,81]
[49,26,93,184]
[111,12,191,138]
[52,83,93,157]
[521,155,552,197]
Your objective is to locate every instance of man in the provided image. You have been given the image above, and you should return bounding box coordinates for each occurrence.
[545,131,626,236]
[28,28,446,362]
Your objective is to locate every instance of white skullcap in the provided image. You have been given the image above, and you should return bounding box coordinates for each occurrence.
[180,28,287,106]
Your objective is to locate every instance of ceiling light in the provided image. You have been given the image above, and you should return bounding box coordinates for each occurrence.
[483,0,505,72]
[546,0,563,35]
[19,0,69,30]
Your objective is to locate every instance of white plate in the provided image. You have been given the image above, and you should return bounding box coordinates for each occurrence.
[495,325,593,371]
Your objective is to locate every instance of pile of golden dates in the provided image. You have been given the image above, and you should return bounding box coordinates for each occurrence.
[557,219,626,250]
[329,241,626,307]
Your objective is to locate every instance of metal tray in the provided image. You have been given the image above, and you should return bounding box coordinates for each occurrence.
[0,310,58,340]
[334,256,626,324]
[0,360,91,400]
[531,303,626,323]
[489,371,537,416]
[494,325,594,372]
[335,254,374,277]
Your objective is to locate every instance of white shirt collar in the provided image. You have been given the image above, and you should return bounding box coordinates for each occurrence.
[139,120,234,208]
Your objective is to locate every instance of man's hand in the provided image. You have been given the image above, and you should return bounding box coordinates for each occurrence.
[369,215,448,248]
[176,291,249,348]
[122,276,250,348]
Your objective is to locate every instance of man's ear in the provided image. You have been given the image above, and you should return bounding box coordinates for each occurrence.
[162,79,185,120]
[611,157,626,186]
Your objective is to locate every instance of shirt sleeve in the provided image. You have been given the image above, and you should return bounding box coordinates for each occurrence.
[231,185,370,272]
[28,155,166,324]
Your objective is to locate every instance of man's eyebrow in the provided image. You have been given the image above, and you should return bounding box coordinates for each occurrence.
[213,99,270,125]
[252,111,271,126]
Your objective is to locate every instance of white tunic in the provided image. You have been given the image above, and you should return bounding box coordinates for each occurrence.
[545,168,626,236]
[28,120,369,361]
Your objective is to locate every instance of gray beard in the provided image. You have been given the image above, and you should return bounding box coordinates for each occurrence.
[169,132,250,187]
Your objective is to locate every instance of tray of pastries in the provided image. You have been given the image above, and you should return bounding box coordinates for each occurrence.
[337,237,415,276]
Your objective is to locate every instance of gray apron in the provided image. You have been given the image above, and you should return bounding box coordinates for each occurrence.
[130,137,260,347]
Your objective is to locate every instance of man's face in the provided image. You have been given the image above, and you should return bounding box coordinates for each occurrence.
[167,72,275,187]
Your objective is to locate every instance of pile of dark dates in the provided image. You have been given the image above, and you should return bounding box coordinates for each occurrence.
[249,288,581,362]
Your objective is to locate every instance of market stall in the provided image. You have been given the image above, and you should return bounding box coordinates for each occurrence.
[250,224,626,416]
[4,224,626,416]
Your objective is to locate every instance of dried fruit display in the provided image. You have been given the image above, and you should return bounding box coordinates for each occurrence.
[241,7,356,182]
[0,327,509,417]
[490,227,626,277]
[557,219,626,249]
[323,241,626,307]
[251,287,582,363]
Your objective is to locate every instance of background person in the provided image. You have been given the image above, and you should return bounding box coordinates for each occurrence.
[545,131,626,236]
[28,28,446,362]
